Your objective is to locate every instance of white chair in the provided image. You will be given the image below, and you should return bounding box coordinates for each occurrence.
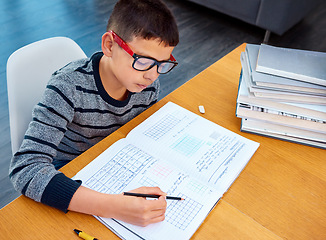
[7,37,87,154]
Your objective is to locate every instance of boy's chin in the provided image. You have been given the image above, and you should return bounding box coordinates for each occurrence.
[128,89,143,94]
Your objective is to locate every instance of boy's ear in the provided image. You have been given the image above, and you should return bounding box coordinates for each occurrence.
[101,32,114,57]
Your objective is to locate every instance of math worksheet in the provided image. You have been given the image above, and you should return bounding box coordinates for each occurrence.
[73,102,259,240]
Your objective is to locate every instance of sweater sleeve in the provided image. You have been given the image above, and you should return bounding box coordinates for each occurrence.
[9,73,81,212]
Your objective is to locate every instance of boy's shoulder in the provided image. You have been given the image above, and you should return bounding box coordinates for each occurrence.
[52,57,91,79]
[48,52,102,87]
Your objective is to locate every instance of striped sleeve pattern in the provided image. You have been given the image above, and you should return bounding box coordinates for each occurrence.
[9,52,159,212]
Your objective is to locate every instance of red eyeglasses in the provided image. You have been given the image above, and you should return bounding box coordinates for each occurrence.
[109,30,178,74]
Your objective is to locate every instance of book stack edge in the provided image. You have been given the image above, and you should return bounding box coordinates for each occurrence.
[236,44,326,149]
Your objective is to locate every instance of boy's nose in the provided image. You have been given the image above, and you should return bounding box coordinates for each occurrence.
[144,66,159,82]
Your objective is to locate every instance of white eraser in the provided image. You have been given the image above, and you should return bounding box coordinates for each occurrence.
[198,105,205,114]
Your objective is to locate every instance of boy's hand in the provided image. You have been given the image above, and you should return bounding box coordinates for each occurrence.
[111,186,167,227]
[69,186,167,226]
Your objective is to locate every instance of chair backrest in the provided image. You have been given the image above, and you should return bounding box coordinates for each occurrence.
[7,37,87,154]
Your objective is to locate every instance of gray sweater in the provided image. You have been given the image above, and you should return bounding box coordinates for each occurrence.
[9,52,159,212]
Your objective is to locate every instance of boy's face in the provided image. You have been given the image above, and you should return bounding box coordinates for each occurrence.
[102,32,175,94]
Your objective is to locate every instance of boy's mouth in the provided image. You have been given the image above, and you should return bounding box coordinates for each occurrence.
[137,84,148,90]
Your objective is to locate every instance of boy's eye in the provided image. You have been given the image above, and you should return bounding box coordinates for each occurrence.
[134,58,154,69]
[159,62,170,71]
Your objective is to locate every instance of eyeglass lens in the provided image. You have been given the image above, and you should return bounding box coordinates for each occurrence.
[133,57,176,74]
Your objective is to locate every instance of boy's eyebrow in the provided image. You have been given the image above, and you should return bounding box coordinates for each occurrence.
[134,51,172,62]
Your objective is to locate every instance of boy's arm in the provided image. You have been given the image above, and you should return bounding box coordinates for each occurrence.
[9,72,162,216]
[69,186,167,226]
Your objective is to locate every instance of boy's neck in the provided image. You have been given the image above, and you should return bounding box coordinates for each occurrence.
[110,88,129,101]
[98,55,129,101]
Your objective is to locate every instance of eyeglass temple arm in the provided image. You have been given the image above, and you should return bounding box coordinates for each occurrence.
[109,30,134,56]
[109,30,177,62]
[169,54,176,62]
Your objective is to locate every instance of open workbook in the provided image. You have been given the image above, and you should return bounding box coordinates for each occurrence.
[73,102,259,240]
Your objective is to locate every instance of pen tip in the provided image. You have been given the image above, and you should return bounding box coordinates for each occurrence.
[74,229,81,234]
[181,198,185,200]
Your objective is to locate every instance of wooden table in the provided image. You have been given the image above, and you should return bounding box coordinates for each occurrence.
[1,44,325,240]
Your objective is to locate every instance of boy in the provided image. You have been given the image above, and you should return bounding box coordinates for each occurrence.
[9,0,179,227]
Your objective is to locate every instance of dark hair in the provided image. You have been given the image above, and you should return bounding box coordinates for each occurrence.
[107,0,179,47]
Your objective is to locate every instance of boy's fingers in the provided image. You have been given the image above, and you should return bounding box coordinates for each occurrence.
[139,186,167,196]
[138,213,166,227]
[148,212,166,224]
[141,207,166,226]
[146,196,167,210]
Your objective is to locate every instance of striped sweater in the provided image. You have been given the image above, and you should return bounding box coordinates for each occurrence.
[9,52,159,212]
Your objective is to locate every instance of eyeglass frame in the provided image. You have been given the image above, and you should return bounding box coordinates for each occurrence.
[108,30,178,74]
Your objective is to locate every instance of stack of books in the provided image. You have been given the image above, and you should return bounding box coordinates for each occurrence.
[236,44,326,149]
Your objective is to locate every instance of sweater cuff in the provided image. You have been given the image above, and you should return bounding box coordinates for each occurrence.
[41,173,82,213]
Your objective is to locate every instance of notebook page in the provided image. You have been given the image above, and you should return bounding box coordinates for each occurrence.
[127,102,260,193]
